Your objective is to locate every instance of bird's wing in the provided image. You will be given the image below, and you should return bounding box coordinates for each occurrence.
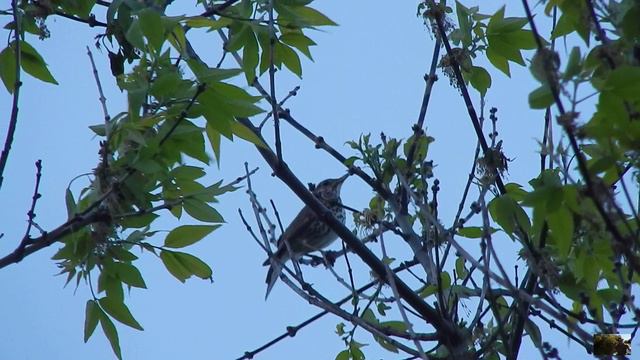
[277,205,316,248]
[262,205,316,266]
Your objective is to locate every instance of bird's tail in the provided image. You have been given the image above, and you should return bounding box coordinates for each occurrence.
[264,249,289,300]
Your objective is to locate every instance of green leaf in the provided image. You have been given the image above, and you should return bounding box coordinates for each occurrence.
[361,308,378,324]
[173,252,213,280]
[505,29,538,49]
[98,270,124,301]
[488,195,531,237]
[256,27,273,75]
[451,285,476,298]
[120,212,159,228]
[457,226,498,238]
[551,12,575,39]
[197,68,244,83]
[278,42,302,77]
[552,1,591,43]
[227,24,252,52]
[109,246,139,262]
[455,257,468,278]
[198,83,264,120]
[205,123,222,163]
[164,224,219,248]
[185,16,232,29]
[335,350,350,360]
[468,66,492,96]
[18,41,58,85]
[111,262,147,288]
[457,226,482,238]
[60,0,96,17]
[605,65,640,100]
[505,182,528,201]
[563,46,582,80]
[0,45,16,93]
[84,300,100,342]
[160,250,191,282]
[548,206,573,258]
[107,0,124,24]
[455,1,472,47]
[99,309,122,360]
[373,333,398,353]
[167,23,187,55]
[597,288,622,305]
[99,296,144,331]
[524,319,542,347]
[280,32,315,60]
[488,35,525,65]
[528,85,554,109]
[183,198,224,223]
[231,121,267,148]
[418,284,437,298]
[380,320,408,333]
[150,71,182,99]
[486,46,510,76]
[439,271,452,289]
[125,20,145,49]
[488,8,528,34]
[65,188,76,219]
[294,6,337,26]
[349,340,366,360]
[242,28,259,83]
[171,165,206,180]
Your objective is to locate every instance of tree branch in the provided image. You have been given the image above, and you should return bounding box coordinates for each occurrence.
[0,210,110,269]
[0,0,23,190]
[431,11,506,195]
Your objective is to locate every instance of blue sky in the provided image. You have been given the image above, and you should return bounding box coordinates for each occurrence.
[0,1,630,359]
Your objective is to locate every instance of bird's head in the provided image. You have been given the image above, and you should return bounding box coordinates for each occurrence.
[314,173,349,201]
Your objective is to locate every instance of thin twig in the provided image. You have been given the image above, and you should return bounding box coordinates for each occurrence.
[405,38,441,170]
[339,240,358,312]
[159,83,206,146]
[432,11,506,195]
[380,233,428,360]
[259,85,300,129]
[12,160,45,261]
[200,0,243,17]
[266,0,282,163]
[0,0,23,190]
[48,8,107,27]
[285,275,424,357]
[86,47,111,136]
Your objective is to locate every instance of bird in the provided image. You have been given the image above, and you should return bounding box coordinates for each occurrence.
[263,174,349,299]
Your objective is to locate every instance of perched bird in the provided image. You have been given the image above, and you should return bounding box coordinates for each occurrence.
[263,174,349,299]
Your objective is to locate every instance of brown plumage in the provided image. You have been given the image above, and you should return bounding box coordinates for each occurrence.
[263,174,348,299]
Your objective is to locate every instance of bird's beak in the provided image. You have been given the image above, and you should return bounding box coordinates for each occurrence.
[336,173,349,183]
[334,173,349,190]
